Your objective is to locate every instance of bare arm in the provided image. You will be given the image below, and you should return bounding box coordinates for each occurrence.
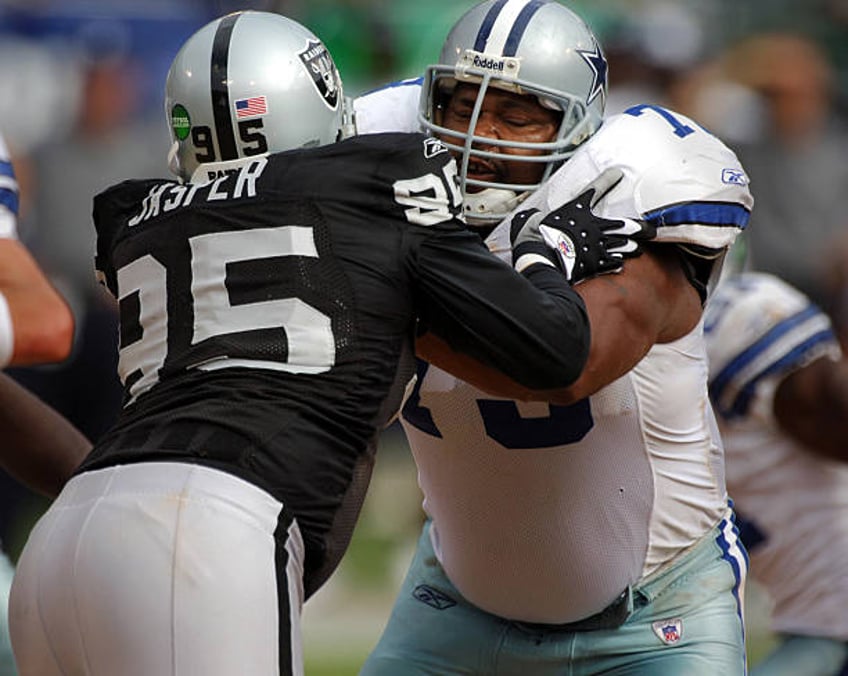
[418,245,702,403]
[565,245,702,402]
[773,356,848,463]
[0,238,75,366]
[0,372,91,497]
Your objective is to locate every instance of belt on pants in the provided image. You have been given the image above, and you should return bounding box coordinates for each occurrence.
[509,586,636,634]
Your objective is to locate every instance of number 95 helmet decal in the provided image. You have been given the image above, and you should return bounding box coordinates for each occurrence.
[165,11,348,181]
[420,0,608,223]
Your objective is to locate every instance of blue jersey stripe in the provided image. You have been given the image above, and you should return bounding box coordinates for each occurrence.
[0,160,14,178]
[711,305,821,396]
[719,331,835,419]
[0,189,18,216]
[504,1,546,56]
[644,202,751,229]
[358,77,423,97]
[710,304,834,417]
[710,304,825,410]
[474,0,509,52]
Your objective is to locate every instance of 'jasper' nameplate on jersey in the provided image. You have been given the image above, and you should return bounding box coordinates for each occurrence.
[128,158,268,227]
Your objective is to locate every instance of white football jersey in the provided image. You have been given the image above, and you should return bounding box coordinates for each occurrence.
[357,85,751,623]
[704,272,848,640]
[0,132,18,239]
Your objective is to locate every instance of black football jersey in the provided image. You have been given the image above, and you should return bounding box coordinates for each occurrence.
[82,132,588,594]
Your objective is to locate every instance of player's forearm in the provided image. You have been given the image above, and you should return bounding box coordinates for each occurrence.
[9,293,75,365]
[0,240,75,366]
[417,331,566,402]
[0,373,91,497]
[421,255,592,391]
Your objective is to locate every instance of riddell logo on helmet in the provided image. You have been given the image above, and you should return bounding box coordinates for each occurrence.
[472,55,505,71]
[459,50,520,78]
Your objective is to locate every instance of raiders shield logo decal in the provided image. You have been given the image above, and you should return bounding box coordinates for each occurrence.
[298,40,340,110]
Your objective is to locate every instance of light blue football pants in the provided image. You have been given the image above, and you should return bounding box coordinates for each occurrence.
[751,635,848,676]
[361,519,748,676]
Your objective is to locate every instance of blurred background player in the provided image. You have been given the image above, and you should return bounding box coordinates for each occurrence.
[7,10,649,676]
[0,130,91,676]
[356,1,752,674]
[705,269,848,676]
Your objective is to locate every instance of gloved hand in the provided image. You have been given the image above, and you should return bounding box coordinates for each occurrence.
[510,167,655,283]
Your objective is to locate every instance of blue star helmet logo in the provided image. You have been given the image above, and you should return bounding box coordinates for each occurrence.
[577,39,608,105]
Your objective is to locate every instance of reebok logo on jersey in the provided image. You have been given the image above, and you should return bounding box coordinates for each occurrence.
[722,168,749,186]
[652,618,683,645]
[413,584,456,610]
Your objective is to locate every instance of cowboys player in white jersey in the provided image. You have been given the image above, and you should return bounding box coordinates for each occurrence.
[6,10,653,676]
[705,269,848,676]
[355,1,752,674]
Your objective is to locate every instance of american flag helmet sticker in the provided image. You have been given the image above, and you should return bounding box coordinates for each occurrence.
[234,95,268,119]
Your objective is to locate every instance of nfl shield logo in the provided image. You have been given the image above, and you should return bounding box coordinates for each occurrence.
[557,233,576,260]
[652,618,683,645]
[298,40,340,109]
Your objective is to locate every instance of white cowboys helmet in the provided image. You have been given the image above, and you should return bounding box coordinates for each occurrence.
[420,0,608,223]
[165,11,349,182]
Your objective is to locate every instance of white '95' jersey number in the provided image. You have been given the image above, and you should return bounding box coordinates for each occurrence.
[115,226,335,403]
[394,159,462,226]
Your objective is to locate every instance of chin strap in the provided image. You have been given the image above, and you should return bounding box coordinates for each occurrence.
[167,141,182,180]
[340,96,357,140]
[463,188,528,225]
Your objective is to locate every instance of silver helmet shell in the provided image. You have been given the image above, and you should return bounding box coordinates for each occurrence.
[420,0,608,223]
[165,11,346,181]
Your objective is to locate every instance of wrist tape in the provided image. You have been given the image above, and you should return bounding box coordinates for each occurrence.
[0,290,13,368]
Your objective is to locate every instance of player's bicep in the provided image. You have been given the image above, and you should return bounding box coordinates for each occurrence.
[567,244,702,400]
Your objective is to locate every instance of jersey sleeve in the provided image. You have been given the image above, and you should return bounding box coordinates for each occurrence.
[0,134,19,239]
[411,226,590,391]
[704,272,842,424]
[522,105,753,253]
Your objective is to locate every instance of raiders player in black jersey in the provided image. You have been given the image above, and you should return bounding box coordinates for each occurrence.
[8,12,647,676]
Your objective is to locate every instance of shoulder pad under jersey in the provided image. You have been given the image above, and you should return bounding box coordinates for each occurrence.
[704,272,840,420]
[520,104,754,252]
[0,133,18,238]
[353,78,423,135]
